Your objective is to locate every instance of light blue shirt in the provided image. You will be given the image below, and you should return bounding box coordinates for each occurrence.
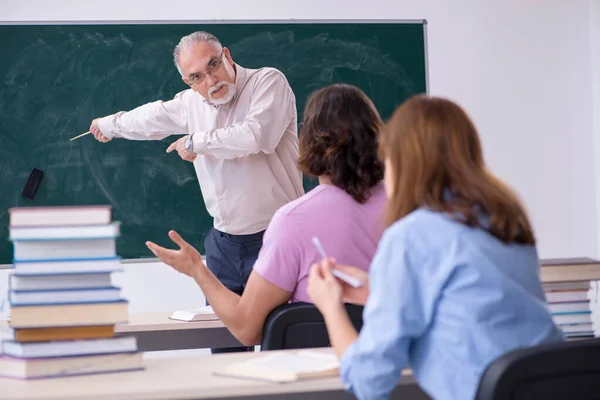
[340,209,563,400]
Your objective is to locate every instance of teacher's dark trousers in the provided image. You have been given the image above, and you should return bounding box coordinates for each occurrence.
[204,227,265,353]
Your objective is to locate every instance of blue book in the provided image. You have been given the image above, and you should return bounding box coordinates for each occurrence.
[13,257,122,276]
[9,286,122,306]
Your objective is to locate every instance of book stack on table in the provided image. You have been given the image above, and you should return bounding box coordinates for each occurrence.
[540,258,600,340]
[0,205,143,379]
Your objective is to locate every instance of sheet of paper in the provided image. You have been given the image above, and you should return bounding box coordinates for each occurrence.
[247,352,338,373]
[186,305,214,314]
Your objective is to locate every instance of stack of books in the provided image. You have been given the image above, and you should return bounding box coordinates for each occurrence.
[0,205,143,379]
[540,258,600,340]
[543,281,593,339]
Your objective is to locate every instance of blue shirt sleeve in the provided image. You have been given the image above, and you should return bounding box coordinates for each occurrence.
[339,225,443,400]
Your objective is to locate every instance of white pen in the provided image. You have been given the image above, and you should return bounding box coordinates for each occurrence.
[311,236,363,288]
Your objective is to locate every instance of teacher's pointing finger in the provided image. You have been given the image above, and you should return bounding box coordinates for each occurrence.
[166,140,178,153]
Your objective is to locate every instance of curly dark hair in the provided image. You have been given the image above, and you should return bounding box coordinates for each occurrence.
[297,84,384,203]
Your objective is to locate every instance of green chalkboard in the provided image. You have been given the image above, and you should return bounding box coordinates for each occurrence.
[0,21,427,264]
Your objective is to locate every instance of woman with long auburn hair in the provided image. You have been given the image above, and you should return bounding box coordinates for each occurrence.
[307,95,563,400]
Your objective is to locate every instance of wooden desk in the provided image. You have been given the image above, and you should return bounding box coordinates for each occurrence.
[0,350,428,400]
[1,313,243,352]
[116,312,242,351]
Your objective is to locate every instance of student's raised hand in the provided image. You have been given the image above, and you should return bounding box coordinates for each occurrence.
[307,258,344,315]
[89,118,112,143]
[166,137,197,162]
[145,230,204,277]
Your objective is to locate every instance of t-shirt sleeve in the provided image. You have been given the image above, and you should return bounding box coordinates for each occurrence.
[252,210,302,292]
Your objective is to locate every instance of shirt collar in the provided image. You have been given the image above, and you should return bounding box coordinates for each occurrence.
[232,63,246,102]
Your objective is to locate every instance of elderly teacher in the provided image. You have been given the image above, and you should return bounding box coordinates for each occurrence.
[89,31,304,353]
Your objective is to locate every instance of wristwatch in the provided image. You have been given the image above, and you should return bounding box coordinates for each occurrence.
[184,133,194,152]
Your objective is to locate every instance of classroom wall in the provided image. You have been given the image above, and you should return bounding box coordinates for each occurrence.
[0,262,206,319]
[0,0,598,314]
[593,1,600,257]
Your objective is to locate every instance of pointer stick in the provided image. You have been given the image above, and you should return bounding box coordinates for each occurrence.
[70,131,92,141]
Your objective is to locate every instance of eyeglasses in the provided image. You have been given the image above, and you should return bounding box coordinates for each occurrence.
[187,52,225,86]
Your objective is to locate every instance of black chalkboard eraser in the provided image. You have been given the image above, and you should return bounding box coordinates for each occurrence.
[22,168,44,199]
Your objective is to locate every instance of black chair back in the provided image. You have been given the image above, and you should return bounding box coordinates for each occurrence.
[261,302,363,351]
[475,338,600,400]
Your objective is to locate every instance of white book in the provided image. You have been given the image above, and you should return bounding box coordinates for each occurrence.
[10,272,113,290]
[13,239,116,262]
[2,336,137,359]
[9,206,111,227]
[560,323,593,333]
[169,306,218,322]
[10,222,120,241]
[10,287,121,306]
[13,258,121,276]
[545,290,589,303]
[548,302,591,314]
[553,313,592,325]
[0,352,143,380]
[214,350,339,383]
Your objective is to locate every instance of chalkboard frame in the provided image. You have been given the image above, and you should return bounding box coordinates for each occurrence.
[0,18,429,89]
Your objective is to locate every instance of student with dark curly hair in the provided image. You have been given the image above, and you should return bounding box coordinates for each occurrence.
[146,84,386,347]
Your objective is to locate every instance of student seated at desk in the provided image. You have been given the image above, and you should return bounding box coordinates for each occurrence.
[146,84,387,347]
[307,95,564,400]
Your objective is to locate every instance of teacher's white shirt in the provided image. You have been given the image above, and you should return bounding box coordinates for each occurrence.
[98,64,304,235]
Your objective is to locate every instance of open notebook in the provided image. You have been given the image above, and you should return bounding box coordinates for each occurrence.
[169,306,219,322]
[213,350,339,383]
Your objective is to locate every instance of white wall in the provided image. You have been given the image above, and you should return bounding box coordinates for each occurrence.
[593,1,600,257]
[0,262,206,319]
[0,0,598,313]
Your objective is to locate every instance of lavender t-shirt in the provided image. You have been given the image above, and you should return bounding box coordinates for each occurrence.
[253,182,387,303]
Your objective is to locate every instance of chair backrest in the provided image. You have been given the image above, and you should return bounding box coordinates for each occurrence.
[260,302,364,351]
[475,338,600,400]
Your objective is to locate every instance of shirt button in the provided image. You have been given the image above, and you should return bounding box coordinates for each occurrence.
[224,220,230,225]
[218,195,225,200]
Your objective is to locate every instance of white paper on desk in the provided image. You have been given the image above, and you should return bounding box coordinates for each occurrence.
[251,351,339,373]
[213,350,339,383]
[169,305,219,322]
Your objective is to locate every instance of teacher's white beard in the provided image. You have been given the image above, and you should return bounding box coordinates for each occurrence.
[208,82,236,106]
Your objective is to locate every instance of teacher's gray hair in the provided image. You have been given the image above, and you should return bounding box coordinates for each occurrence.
[173,31,223,76]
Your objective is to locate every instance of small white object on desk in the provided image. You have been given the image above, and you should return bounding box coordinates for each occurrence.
[169,305,219,322]
[214,349,339,383]
[311,236,363,288]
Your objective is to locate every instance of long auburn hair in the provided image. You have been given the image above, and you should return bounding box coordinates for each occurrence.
[380,95,535,245]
